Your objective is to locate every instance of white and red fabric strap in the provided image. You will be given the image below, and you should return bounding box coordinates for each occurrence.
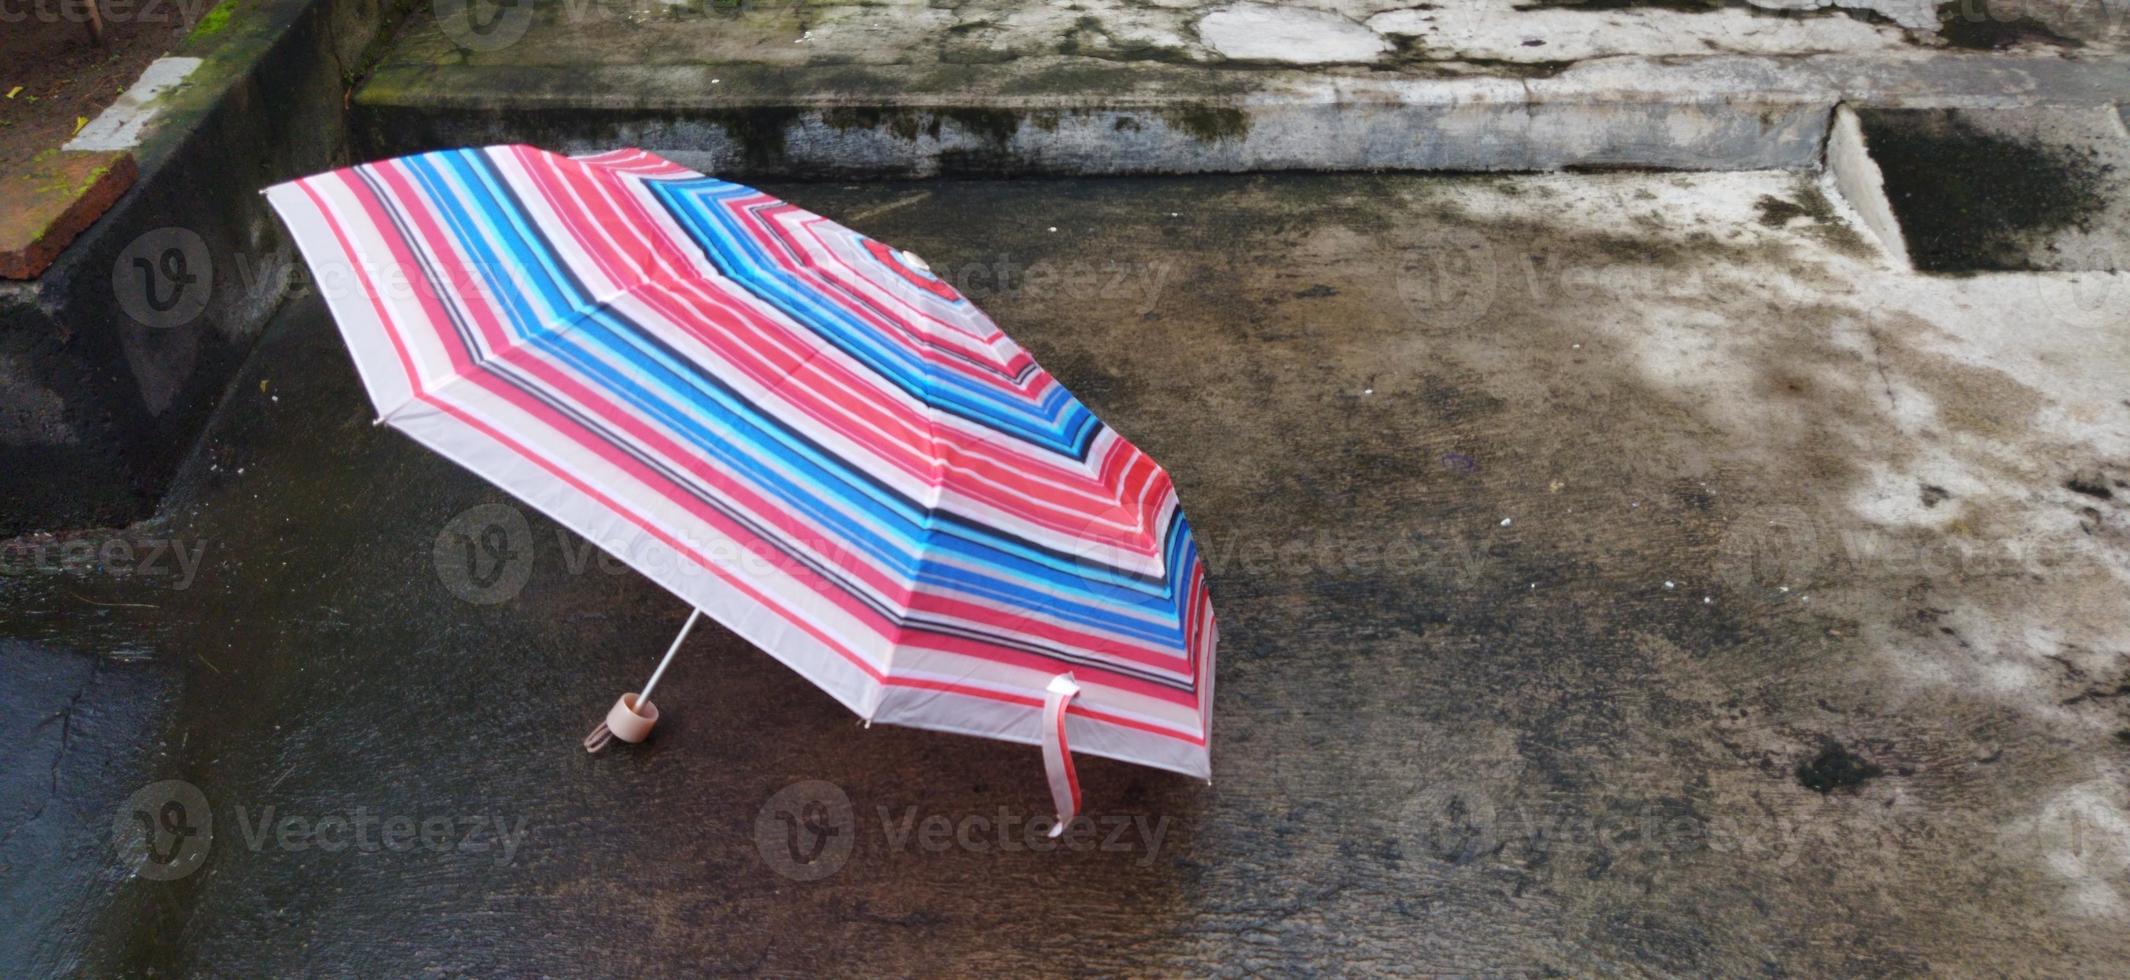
[1042,674,1082,837]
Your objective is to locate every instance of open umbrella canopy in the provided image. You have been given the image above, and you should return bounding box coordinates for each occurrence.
[264,146,1215,820]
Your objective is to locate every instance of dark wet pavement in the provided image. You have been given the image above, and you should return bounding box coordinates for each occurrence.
[5,172,2128,974]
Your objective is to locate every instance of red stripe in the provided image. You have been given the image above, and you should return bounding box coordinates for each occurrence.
[1056,697,1082,811]
[451,390,893,682]
[296,180,424,396]
[890,676,1206,746]
[496,160,1179,548]
[281,150,1216,751]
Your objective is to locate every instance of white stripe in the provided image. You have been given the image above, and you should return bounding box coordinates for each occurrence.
[265,146,1217,791]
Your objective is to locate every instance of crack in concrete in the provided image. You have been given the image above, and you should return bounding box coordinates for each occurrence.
[0,654,104,854]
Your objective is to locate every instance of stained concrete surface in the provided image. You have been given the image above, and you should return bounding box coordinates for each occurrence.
[382,0,2124,70]
[1857,106,2130,272]
[4,170,2130,974]
[354,0,2130,175]
[0,641,184,977]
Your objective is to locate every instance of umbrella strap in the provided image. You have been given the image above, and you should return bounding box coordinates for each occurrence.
[1041,673,1082,838]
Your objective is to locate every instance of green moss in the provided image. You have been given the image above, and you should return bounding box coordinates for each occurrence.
[706,107,804,168]
[188,0,240,41]
[938,47,1019,65]
[74,164,112,196]
[21,155,115,204]
[1160,105,1248,144]
[1857,108,2107,272]
[1004,60,1244,100]
[1754,193,1814,227]
[1050,13,1195,63]
[344,0,424,89]
[1446,57,1578,78]
[1934,0,2080,49]
[1753,182,1873,258]
[822,106,927,141]
[936,107,1022,147]
[819,106,1038,146]
[1088,38,1197,63]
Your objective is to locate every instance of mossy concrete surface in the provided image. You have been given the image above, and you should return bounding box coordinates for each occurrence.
[1856,106,2130,272]
[0,0,410,535]
[353,0,2130,176]
[6,170,2128,973]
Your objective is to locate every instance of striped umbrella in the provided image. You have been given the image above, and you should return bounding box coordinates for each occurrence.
[264,146,1216,828]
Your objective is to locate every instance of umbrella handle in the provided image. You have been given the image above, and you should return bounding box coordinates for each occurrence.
[584,608,701,753]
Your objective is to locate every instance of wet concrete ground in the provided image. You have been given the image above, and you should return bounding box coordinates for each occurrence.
[5,170,2130,974]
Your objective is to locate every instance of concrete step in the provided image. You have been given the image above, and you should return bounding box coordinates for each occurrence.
[353,0,2130,176]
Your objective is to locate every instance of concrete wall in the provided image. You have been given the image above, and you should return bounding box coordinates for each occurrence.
[352,92,1832,180]
[0,0,408,535]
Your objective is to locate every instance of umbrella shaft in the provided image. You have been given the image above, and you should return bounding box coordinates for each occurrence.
[638,608,702,704]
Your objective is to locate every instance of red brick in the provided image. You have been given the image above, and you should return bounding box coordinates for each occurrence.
[0,150,138,280]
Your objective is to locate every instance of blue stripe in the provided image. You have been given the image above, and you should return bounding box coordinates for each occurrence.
[395,150,1194,654]
[650,178,1103,455]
